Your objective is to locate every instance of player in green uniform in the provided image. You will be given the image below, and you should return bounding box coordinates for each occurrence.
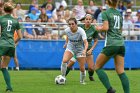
[95,0,130,93]
[0,2,22,92]
[65,14,98,81]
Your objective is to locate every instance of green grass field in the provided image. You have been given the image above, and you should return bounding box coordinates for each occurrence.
[0,70,140,93]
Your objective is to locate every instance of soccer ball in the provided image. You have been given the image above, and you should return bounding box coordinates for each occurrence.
[55,75,66,85]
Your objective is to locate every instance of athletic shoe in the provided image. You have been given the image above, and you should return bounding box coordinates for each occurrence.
[80,81,86,85]
[107,87,116,93]
[15,67,19,71]
[5,88,13,92]
[89,76,95,81]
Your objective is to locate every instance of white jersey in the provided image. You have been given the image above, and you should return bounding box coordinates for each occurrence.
[65,27,87,57]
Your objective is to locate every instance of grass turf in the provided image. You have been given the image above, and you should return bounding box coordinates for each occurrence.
[0,70,140,93]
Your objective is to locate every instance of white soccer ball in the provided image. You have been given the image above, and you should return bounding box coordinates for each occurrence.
[55,75,66,85]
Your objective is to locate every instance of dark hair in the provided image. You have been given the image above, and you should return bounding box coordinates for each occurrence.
[4,2,14,13]
[107,0,118,8]
[25,16,30,19]
[67,18,77,24]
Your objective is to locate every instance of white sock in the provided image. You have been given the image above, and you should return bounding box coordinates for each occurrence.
[80,70,86,82]
[61,63,67,76]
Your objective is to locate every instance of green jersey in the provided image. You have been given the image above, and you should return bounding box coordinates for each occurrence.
[80,24,98,50]
[102,8,124,46]
[0,14,20,47]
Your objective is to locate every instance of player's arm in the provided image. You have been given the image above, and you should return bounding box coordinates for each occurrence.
[63,35,68,48]
[15,29,22,44]
[81,28,88,55]
[83,39,88,53]
[91,38,98,51]
[0,25,1,37]
[95,12,109,31]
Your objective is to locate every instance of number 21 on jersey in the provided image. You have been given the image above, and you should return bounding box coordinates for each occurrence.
[114,15,120,29]
[7,20,12,31]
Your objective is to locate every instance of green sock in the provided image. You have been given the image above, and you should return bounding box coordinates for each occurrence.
[118,73,130,93]
[96,69,111,90]
[88,70,94,77]
[65,67,71,76]
[1,68,12,90]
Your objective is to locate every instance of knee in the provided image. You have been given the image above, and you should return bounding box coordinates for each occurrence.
[62,58,69,63]
[88,67,94,71]
[80,67,85,72]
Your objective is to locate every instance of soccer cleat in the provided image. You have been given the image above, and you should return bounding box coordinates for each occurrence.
[89,76,95,81]
[15,67,19,71]
[107,87,116,93]
[80,81,86,85]
[5,88,13,93]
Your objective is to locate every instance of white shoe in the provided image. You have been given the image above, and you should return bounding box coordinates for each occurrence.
[15,67,19,71]
[6,67,8,70]
[80,81,86,85]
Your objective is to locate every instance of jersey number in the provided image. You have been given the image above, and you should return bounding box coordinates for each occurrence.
[114,15,120,29]
[7,20,12,31]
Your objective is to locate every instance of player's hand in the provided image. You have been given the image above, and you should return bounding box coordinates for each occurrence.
[63,43,67,48]
[87,49,92,55]
[95,26,102,31]
[82,50,86,56]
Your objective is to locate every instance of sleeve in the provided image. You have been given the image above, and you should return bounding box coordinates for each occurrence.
[16,21,21,31]
[80,28,87,40]
[102,11,108,21]
[93,30,98,39]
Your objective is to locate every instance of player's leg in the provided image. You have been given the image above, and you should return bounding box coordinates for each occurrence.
[77,57,86,84]
[114,54,130,92]
[66,57,76,76]
[1,56,13,91]
[95,53,116,93]
[86,54,95,81]
[14,50,19,71]
[61,50,73,77]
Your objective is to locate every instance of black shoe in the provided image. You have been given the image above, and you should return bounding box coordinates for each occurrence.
[89,76,95,81]
[107,87,116,93]
[6,88,13,92]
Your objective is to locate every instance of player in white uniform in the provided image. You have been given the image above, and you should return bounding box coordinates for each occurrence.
[61,18,88,84]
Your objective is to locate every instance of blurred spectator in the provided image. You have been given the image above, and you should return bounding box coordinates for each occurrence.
[136,9,140,20]
[17,17,25,37]
[126,1,133,9]
[34,18,47,39]
[86,0,98,16]
[134,16,140,40]
[126,9,134,23]
[24,16,36,39]
[39,8,48,22]
[13,2,26,19]
[28,7,39,22]
[59,5,65,17]
[134,17,140,30]
[117,1,127,15]
[71,8,77,18]
[74,0,86,20]
[63,9,71,21]
[41,0,55,12]
[104,0,109,10]
[97,6,106,24]
[93,6,101,21]
[54,9,66,23]
[46,3,54,19]
[29,0,38,13]
[123,13,136,40]
[46,18,58,40]
[97,6,106,40]
[123,14,133,30]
